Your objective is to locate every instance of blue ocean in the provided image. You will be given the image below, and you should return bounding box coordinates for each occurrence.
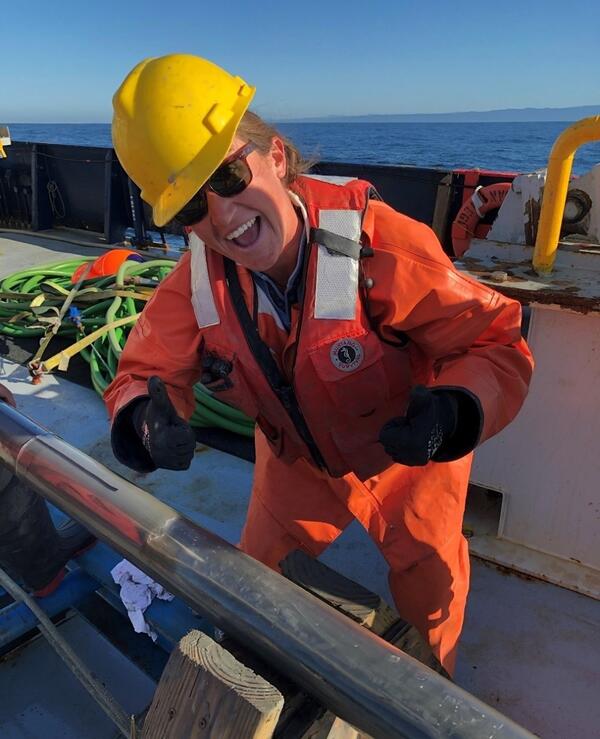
[7,121,600,175]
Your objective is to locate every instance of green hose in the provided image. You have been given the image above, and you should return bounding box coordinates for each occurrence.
[0,257,255,437]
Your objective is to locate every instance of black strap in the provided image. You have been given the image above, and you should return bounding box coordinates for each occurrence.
[310,227,374,259]
[224,258,327,471]
[310,228,362,259]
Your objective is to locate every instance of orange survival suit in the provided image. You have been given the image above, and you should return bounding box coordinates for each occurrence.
[105,176,533,673]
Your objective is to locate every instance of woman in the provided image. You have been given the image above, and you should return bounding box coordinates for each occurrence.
[105,54,533,674]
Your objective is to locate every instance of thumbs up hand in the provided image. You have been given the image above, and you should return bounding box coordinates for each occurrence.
[132,376,196,471]
[378,386,459,467]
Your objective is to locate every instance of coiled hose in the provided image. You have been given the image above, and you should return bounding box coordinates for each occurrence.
[0,257,255,437]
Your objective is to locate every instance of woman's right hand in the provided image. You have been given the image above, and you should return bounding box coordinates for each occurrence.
[132,376,196,471]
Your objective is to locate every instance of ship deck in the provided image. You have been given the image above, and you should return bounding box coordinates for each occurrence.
[0,231,598,739]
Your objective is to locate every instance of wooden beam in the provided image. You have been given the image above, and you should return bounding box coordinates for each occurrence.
[280,549,397,634]
[282,551,451,737]
[326,716,363,739]
[143,630,284,739]
[299,713,368,739]
[281,550,448,677]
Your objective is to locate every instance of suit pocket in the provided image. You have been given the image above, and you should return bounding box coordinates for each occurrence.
[308,331,388,418]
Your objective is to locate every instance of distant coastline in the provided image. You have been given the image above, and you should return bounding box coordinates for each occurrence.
[277,105,600,124]
[8,105,600,127]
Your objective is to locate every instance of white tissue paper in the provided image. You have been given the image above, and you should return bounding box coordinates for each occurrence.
[110,559,174,641]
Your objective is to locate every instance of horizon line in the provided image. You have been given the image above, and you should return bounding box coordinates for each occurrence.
[6,103,600,126]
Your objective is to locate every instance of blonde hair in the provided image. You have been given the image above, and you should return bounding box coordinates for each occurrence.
[236,110,313,185]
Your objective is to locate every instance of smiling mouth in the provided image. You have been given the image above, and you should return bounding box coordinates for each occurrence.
[226,216,261,248]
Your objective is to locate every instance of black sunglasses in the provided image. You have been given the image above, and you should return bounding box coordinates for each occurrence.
[174,142,256,226]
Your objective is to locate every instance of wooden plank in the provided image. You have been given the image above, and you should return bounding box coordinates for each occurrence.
[382,618,449,677]
[280,550,397,634]
[142,630,284,739]
[299,713,368,739]
[281,551,450,736]
[326,716,363,739]
[281,550,449,678]
[214,632,325,739]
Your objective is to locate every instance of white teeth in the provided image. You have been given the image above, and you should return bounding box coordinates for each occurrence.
[225,217,256,240]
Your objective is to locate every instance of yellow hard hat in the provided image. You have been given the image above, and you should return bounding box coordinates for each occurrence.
[112,54,255,227]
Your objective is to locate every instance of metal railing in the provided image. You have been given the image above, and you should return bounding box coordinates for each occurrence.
[0,401,534,738]
[533,115,600,274]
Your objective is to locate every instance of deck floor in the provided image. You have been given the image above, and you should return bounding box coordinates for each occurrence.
[0,614,156,739]
[1,232,599,739]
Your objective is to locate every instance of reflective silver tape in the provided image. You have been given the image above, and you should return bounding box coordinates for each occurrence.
[189,233,220,328]
[314,209,361,320]
[304,174,358,185]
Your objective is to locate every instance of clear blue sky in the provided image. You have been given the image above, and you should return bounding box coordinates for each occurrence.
[4,0,599,122]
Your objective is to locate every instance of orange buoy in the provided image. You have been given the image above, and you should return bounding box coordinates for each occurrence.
[71,249,143,284]
[451,182,511,257]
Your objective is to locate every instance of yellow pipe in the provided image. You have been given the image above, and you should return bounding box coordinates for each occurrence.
[533,115,600,274]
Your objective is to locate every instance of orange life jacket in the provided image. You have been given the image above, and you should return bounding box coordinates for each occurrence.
[189,175,433,480]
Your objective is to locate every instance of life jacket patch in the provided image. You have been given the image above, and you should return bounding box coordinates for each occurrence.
[330,338,364,372]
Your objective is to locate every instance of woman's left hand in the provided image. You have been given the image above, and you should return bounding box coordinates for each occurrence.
[379,386,458,466]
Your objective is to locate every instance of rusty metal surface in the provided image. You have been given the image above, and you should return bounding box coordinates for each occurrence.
[456,238,600,312]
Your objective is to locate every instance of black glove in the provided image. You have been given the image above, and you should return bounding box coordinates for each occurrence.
[379,386,460,467]
[132,376,196,471]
